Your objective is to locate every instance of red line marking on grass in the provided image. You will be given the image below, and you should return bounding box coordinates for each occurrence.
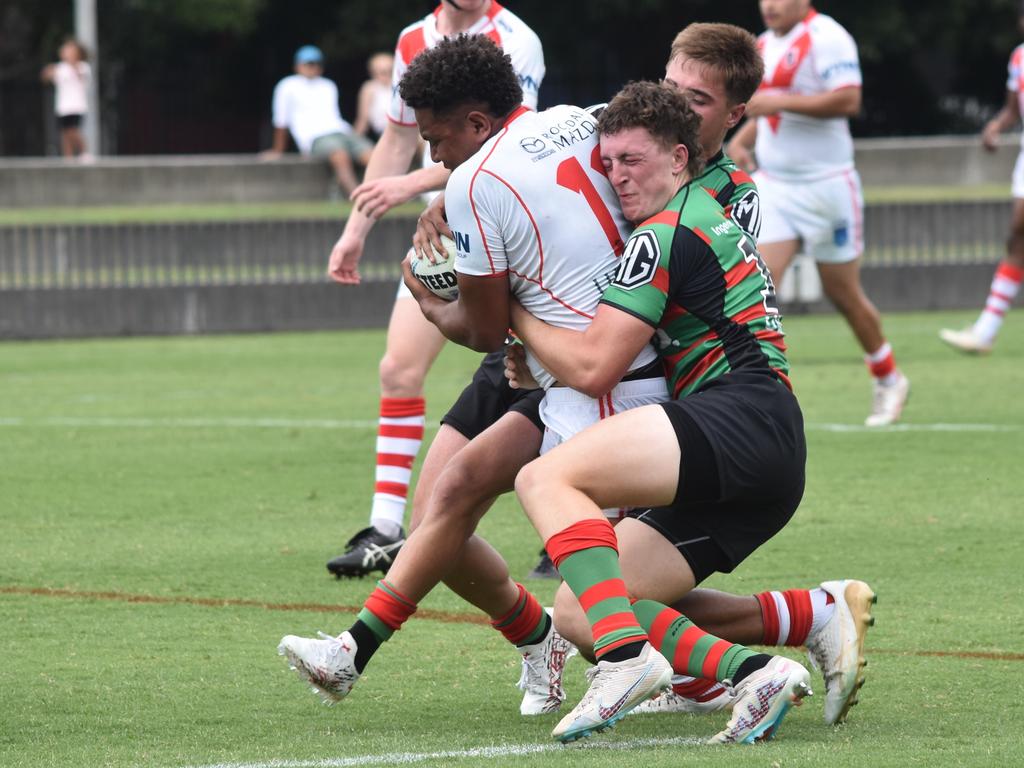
[0,585,488,626]
[5,585,1023,661]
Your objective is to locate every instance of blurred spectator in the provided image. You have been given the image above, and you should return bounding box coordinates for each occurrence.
[353,52,393,143]
[40,38,91,160]
[262,45,372,198]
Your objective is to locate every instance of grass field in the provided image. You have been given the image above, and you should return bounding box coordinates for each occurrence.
[2,311,1022,767]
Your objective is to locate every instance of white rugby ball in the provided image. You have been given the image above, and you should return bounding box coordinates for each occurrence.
[410,235,459,301]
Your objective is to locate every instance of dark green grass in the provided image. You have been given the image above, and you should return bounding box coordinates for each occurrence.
[1,311,1022,767]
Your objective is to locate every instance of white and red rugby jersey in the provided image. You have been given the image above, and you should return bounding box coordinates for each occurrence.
[388,2,545,127]
[446,104,655,388]
[754,8,862,180]
[1007,44,1024,146]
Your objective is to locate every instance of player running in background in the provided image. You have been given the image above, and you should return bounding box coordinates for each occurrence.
[324,1,544,578]
[940,3,1024,354]
[727,0,910,427]
[510,81,813,744]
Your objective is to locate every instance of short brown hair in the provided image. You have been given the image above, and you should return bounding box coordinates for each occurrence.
[598,81,703,178]
[669,23,763,104]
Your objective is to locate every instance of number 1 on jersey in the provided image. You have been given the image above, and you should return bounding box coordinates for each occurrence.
[556,152,625,255]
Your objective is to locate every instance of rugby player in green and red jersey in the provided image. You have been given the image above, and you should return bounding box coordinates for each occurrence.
[510,81,813,744]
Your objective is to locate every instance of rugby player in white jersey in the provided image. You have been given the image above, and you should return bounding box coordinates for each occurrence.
[940,2,1024,354]
[278,33,669,718]
[324,1,545,580]
[727,0,910,427]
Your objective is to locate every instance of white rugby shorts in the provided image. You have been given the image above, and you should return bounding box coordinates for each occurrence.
[755,169,864,263]
[539,376,669,520]
[1012,150,1024,199]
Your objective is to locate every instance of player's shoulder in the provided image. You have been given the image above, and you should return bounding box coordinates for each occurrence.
[807,11,855,44]
[395,14,431,62]
[1012,43,1024,65]
[492,3,542,43]
[274,74,301,91]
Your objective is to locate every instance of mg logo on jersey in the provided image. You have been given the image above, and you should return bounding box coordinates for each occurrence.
[613,231,660,290]
[519,137,546,154]
[453,230,471,254]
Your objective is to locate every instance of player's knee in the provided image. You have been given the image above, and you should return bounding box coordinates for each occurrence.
[430,461,483,523]
[514,457,556,511]
[378,353,425,395]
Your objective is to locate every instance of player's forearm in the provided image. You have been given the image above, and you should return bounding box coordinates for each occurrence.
[774,87,861,118]
[401,164,452,197]
[512,311,615,396]
[986,106,1020,134]
[420,298,505,352]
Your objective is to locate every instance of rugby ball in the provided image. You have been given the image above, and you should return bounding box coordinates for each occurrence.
[410,235,459,301]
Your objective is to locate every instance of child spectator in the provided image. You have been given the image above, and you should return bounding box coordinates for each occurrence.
[40,38,91,160]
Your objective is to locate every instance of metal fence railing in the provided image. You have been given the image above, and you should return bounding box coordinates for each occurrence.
[0,200,1010,290]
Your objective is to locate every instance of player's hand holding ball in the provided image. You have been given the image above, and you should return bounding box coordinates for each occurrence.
[406,235,459,301]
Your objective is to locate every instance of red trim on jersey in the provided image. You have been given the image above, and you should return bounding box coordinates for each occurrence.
[652,266,670,293]
[724,258,759,289]
[661,303,688,324]
[376,453,415,469]
[397,27,426,66]
[773,368,793,391]
[643,210,681,228]
[804,7,818,23]
[761,25,814,133]
[729,168,754,186]
[662,329,717,372]
[672,346,726,397]
[754,328,788,353]
[386,115,418,127]
[692,227,712,245]
[605,393,615,417]
[701,186,718,199]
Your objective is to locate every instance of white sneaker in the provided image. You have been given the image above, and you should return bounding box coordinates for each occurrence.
[708,656,812,744]
[865,372,910,427]
[277,630,360,704]
[806,579,876,725]
[628,679,733,715]
[517,624,578,715]
[551,642,672,742]
[939,327,993,355]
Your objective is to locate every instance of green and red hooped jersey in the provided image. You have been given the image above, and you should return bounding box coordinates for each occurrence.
[600,184,788,399]
[693,149,761,241]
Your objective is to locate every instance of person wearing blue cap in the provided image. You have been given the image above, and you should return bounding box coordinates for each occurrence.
[262,45,373,197]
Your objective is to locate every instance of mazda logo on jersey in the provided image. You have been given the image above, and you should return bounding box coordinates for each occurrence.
[519,137,546,154]
[613,231,661,290]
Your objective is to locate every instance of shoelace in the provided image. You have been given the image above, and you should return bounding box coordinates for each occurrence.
[516,640,548,691]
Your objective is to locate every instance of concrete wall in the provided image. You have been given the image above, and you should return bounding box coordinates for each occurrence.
[0,262,1002,340]
[1,134,1018,208]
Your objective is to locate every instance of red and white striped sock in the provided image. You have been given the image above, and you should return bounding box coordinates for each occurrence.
[755,587,835,646]
[370,396,425,536]
[865,342,899,386]
[974,261,1023,343]
[669,675,729,701]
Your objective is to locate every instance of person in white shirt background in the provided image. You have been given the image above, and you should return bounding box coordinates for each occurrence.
[263,45,373,198]
[40,38,91,160]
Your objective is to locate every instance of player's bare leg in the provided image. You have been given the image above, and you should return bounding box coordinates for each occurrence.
[817,258,909,426]
[757,238,801,289]
[327,298,446,578]
[941,197,1024,353]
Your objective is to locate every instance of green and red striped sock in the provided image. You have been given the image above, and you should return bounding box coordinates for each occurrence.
[348,579,417,672]
[632,598,761,683]
[545,518,647,659]
[491,582,550,647]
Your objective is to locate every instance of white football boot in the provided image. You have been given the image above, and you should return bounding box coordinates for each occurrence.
[865,372,910,427]
[806,579,876,725]
[552,642,672,742]
[708,656,812,744]
[517,623,578,715]
[939,327,993,355]
[278,630,360,704]
[629,676,733,715]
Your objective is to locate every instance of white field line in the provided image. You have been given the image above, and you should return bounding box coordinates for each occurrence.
[179,736,708,768]
[0,416,1019,433]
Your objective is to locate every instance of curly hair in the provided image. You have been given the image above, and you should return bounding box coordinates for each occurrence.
[598,81,704,178]
[399,34,522,118]
[669,23,763,105]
